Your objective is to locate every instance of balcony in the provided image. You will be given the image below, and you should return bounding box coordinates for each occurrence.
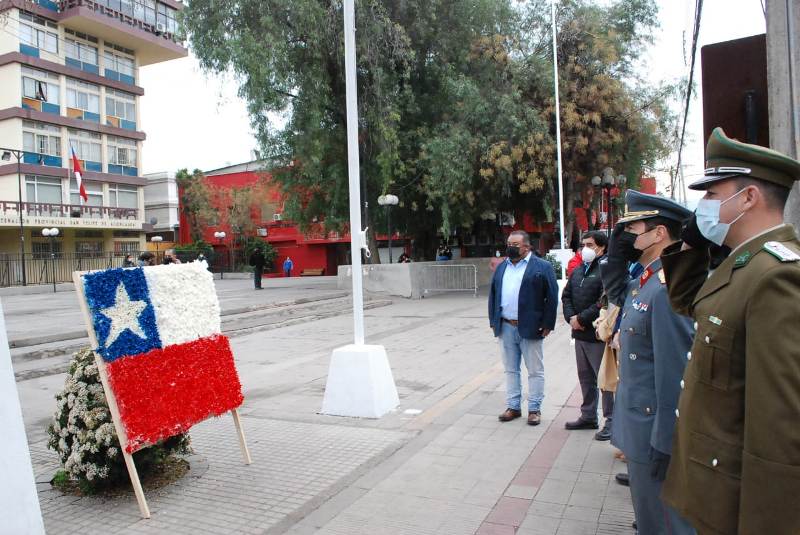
[0,200,142,229]
[58,0,187,66]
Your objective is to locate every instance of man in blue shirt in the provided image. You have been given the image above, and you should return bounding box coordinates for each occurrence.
[488,230,559,425]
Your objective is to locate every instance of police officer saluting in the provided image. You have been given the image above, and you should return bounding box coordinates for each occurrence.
[660,128,800,534]
[601,190,695,535]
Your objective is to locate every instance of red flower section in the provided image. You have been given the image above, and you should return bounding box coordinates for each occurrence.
[106,334,244,453]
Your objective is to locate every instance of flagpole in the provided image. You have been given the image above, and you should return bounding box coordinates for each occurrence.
[551,0,567,281]
[343,0,365,345]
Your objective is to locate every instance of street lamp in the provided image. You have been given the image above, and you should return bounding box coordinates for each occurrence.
[377,194,399,263]
[41,227,59,293]
[151,235,163,263]
[214,231,226,279]
[2,147,26,285]
[591,168,627,237]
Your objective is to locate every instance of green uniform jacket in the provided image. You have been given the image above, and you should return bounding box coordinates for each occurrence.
[660,225,800,535]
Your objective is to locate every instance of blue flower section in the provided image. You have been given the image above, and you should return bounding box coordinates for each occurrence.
[83,267,162,362]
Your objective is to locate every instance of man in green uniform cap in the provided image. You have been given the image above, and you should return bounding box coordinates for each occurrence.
[661,127,800,534]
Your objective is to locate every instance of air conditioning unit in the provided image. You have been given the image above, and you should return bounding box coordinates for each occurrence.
[156,22,166,34]
[256,228,268,237]
[272,213,282,221]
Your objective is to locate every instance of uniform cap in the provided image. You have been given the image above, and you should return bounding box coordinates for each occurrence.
[689,127,800,190]
[617,189,692,224]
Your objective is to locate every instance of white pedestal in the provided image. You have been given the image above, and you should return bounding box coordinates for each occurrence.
[0,300,46,534]
[321,344,399,418]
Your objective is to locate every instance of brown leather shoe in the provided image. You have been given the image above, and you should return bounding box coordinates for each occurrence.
[498,408,522,422]
[527,411,541,426]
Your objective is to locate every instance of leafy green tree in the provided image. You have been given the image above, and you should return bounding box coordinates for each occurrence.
[182,0,677,258]
[176,168,217,243]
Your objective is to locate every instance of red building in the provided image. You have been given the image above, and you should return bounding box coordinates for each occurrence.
[178,161,353,277]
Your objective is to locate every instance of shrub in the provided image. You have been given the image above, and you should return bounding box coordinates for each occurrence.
[47,347,191,494]
[545,253,564,280]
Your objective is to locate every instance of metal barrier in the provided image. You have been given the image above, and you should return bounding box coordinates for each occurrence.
[421,263,478,297]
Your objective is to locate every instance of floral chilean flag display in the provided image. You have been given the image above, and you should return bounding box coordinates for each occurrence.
[79,262,243,453]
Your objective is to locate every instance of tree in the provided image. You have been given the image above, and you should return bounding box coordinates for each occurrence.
[176,168,217,243]
[182,0,678,258]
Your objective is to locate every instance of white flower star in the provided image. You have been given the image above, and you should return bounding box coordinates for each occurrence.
[100,282,148,347]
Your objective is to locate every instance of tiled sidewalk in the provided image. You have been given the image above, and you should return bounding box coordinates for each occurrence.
[477,390,635,535]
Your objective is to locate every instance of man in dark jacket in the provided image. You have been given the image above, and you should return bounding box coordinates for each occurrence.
[249,248,266,290]
[488,230,559,426]
[562,230,613,440]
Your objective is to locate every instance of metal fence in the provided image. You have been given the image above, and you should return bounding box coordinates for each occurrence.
[421,263,478,297]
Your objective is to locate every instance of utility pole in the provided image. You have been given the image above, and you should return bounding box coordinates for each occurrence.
[766,0,800,228]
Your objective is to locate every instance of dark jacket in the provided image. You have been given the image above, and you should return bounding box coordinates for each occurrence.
[488,255,559,340]
[561,255,606,342]
[249,251,265,269]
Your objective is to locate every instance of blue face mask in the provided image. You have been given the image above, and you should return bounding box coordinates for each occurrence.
[695,188,747,246]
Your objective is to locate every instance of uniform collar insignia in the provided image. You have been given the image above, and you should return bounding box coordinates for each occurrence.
[639,267,653,287]
[733,251,751,268]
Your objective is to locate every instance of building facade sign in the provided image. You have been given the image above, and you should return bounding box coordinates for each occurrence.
[0,215,142,229]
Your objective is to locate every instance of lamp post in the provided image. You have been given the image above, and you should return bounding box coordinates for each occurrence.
[151,235,163,263]
[377,194,399,263]
[2,147,26,285]
[214,231,226,279]
[591,168,627,237]
[41,227,59,293]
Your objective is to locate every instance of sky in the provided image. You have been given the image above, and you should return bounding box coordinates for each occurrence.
[138,0,768,206]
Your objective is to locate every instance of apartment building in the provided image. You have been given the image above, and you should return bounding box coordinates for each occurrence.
[0,0,185,281]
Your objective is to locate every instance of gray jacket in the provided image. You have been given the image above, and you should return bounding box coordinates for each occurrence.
[601,256,694,463]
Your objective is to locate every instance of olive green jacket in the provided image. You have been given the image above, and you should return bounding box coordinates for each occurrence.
[660,224,800,535]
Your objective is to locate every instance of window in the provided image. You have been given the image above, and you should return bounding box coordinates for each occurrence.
[75,241,104,257]
[114,241,140,255]
[25,175,63,204]
[21,67,60,105]
[109,184,138,209]
[32,240,63,259]
[68,129,102,163]
[23,121,61,158]
[19,11,58,54]
[65,38,99,67]
[156,2,178,33]
[107,136,138,168]
[106,89,136,122]
[104,50,135,77]
[66,78,100,114]
[70,178,103,206]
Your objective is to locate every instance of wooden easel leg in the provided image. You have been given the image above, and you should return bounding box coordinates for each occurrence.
[230,409,252,465]
[122,450,151,519]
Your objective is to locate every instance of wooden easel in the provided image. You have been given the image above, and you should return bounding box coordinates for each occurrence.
[72,271,251,519]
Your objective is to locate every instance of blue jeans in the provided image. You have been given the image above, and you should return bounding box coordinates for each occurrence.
[499,321,545,412]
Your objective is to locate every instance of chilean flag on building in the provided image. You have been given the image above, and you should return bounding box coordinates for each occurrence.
[70,144,88,202]
[81,262,243,452]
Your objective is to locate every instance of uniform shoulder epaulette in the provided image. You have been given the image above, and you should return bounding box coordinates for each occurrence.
[763,241,800,262]
[658,270,666,284]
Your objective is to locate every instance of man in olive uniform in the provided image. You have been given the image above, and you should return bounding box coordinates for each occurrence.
[661,128,800,534]
[601,190,695,535]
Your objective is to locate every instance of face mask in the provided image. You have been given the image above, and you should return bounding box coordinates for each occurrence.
[495,251,501,258]
[634,227,659,254]
[506,246,521,260]
[616,231,643,262]
[695,189,747,246]
[581,246,597,264]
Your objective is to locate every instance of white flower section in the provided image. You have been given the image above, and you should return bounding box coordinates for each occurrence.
[100,282,148,346]
[144,262,221,346]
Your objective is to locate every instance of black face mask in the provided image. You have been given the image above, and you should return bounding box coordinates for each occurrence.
[616,231,643,262]
[506,246,521,260]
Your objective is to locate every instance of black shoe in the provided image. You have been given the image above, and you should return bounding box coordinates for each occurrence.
[615,472,629,487]
[594,423,612,441]
[565,417,599,430]
[632,520,637,530]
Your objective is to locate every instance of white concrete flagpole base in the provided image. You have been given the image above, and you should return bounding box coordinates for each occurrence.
[321,344,399,418]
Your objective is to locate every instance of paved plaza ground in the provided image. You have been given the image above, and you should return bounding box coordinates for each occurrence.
[8,277,635,534]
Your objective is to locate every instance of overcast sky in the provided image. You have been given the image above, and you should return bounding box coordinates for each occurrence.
[138,0,767,205]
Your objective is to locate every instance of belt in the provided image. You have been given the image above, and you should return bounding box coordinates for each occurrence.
[502,318,519,326]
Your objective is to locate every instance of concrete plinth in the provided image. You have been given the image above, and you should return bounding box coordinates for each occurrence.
[321,344,399,418]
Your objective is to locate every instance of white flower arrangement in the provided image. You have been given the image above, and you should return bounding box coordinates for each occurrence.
[48,347,191,493]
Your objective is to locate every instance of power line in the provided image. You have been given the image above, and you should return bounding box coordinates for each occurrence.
[672,0,703,202]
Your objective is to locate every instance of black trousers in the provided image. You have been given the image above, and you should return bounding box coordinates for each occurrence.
[254,266,263,288]
[575,339,614,422]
